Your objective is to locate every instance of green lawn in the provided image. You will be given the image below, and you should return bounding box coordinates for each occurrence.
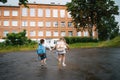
[0,36,120,53]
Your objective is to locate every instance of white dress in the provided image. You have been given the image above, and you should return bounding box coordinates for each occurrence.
[56,41,67,54]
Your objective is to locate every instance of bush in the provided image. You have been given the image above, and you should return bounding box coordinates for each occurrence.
[4,30,37,46]
[64,37,98,44]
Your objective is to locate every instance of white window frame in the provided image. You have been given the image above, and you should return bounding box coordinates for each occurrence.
[22,21,28,27]
[45,9,51,17]
[68,31,73,36]
[30,21,36,27]
[53,21,58,27]
[61,31,66,36]
[77,31,82,36]
[3,31,9,37]
[12,21,18,26]
[38,8,43,17]
[3,21,9,26]
[60,10,65,18]
[38,21,44,27]
[68,22,72,27]
[12,11,18,16]
[53,9,58,17]
[46,31,51,36]
[38,31,43,36]
[46,22,51,27]
[4,10,10,16]
[61,21,65,27]
[30,31,36,36]
[53,31,58,36]
[22,8,28,16]
[30,8,35,17]
[84,31,88,36]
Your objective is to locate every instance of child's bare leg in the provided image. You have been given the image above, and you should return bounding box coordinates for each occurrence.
[43,58,47,64]
[40,60,44,66]
[58,55,62,68]
[62,54,66,66]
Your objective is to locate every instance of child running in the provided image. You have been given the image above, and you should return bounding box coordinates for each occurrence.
[37,39,51,67]
[53,37,69,69]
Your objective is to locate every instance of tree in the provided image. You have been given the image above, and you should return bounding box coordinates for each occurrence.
[66,0,119,40]
[0,0,28,7]
[98,16,119,40]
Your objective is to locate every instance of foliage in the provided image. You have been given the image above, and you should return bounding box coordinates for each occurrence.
[99,35,120,47]
[64,37,98,44]
[4,30,37,46]
[0,0,28,7]
[66,0,119,40]
[98,16,119,40]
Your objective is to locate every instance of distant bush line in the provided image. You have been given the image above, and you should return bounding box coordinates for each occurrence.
[64,37,98,44]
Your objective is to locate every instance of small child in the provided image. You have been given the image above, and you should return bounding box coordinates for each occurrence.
[53,38,69,69]
[37,39,51,67]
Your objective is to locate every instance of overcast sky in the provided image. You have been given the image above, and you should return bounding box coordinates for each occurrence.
[0,0,119,25]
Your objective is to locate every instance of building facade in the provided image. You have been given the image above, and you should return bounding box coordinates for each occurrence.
[0,3,98,45]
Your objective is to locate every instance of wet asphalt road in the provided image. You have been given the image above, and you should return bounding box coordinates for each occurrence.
[0,48,120,80]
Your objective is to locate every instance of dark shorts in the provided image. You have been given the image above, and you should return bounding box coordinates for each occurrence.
[38,53,47,60]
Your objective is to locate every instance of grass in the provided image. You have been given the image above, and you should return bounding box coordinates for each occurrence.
[99,36,120,47]
[0,44,38,53]
[70,36,120,48]
[0,36,120,53]
[69,42,101,48]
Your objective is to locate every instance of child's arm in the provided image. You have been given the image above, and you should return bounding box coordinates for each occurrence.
[65,43,70,50]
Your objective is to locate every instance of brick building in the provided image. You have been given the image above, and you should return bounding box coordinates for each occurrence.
[0,3,98,45]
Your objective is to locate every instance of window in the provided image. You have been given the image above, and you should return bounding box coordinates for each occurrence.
[53,21,58,27]
[77,31,82,36]
[61,31,66,36]
[38,22,44,27]
[61,21,65,27]
[60,10,65,18]
[68,31,73,36]
[45,9,51,17]
[46,31,51,36]
[3,21,9,26]
[53,31,58,36]
[67,12,71,18]
[22,21,28,26]
[30,31,36,36]
[38,8,43,17]
[46,22,51,27]
[12,21,18,26]
[53,9,58,17]
[12,11,18,16]
[83,31,88,36]
[4,10,10,16]
[68,22,72,27]
[30,8,35,17]
[22,8,28,16]
[12,30,17,33]
[30,21,36,27]
[3,31,9,37]
[38,31,43,36]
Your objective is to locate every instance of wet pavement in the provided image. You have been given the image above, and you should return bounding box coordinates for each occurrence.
[0,48,120,80]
